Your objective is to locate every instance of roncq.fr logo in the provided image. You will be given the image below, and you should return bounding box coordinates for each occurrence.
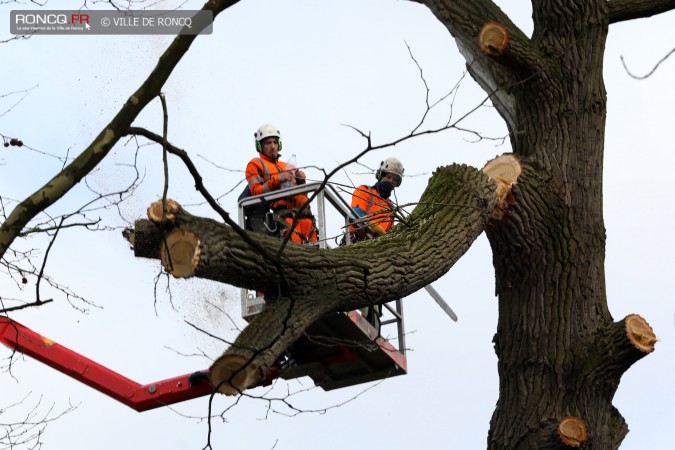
[14,13,90,26]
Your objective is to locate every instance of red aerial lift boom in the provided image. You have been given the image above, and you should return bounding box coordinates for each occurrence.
[0,182,412,412]
[0,315,214,412]
[0,310,407,411]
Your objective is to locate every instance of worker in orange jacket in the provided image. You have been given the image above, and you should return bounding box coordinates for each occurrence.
[245,124,317,245]
[350,157,404,241]
[349,157,404,331]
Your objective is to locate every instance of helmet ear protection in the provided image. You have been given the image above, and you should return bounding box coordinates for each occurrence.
[255,138,282,153]
[375,163,385,181]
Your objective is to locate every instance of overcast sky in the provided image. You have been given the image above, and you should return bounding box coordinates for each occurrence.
[1,1,674,449]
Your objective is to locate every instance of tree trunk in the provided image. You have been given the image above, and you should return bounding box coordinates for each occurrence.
[1,0,669,446]
[485,164,654,449]
[415,0,661,448]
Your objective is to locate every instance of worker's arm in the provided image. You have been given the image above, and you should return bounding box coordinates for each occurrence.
[351,185,371,210]
[367,221,386,236]
[246,161,292,196]
[295,169,307,185]
[350,209,386,237]
[350,191,386,237]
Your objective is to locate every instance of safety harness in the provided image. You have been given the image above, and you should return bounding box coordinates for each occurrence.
[243,157,318,244]
[272,207,318,245]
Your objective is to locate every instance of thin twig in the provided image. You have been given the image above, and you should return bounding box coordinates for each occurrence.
[35,218,64,303]
[621,48,675,79]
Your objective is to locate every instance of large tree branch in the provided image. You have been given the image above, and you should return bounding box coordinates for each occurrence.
[414,0,549,146]
[590,314,655,381]
[125,126,277,263]
[0,0,240,260]
[130,157,522,394]
[608,0,675,24]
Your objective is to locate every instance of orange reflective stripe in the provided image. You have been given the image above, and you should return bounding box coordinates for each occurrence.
[247,156,286,196]
[247,158,268,191]
[246,155,298,209]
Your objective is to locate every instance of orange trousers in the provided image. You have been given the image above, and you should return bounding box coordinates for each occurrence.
[282,216,317,244]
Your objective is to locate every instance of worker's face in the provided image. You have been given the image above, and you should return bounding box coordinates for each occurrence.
[381,172,402,188]
[260,137,280,159]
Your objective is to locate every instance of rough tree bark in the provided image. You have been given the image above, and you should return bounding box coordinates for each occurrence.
[412,0,666,448]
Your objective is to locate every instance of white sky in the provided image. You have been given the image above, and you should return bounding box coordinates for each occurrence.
[1,1,674,449]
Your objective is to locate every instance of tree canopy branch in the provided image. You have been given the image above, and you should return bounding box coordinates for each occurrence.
[608,0,675,24]
[0,0,241,260]
[414,0,549,140]
[129,159,507,393]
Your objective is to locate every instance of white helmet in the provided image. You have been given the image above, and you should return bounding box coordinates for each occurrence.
[377,157,404,185]
[254,124,282,152]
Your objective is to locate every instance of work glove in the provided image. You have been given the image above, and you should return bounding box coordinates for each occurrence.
[367,221,386,236]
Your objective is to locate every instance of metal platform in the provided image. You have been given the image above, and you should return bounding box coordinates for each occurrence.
[238,182,408,389]
[281,310,407,390]
[0,185,410,413]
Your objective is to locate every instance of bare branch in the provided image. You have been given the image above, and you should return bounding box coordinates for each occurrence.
[0,132,72,164]
[0,298,53,314]
[0,33,32,44]
[0,85,38,119]
[406,41,433,134]
[0,394,76,449]
[125,126,280,265]
[34,218,63,303]
[620,47,675,79]
[0,0,242,260]
[609,0,675,24]
[160,93,171,218]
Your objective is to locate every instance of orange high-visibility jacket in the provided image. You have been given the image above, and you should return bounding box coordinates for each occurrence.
[351,185,395,233]
[246,154,316,244]
[246,154,307,210]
